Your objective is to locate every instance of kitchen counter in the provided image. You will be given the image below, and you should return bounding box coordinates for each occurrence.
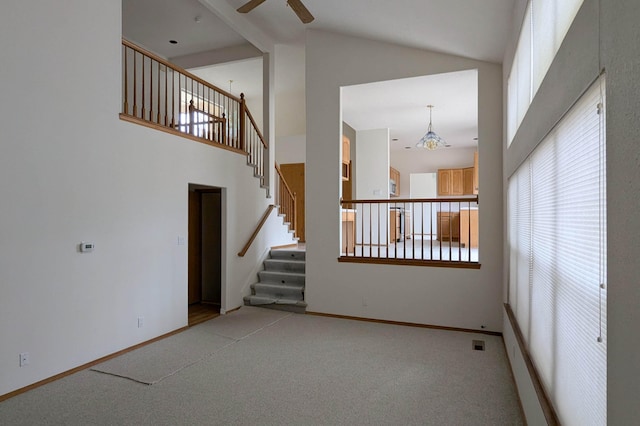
[460,207,479,248]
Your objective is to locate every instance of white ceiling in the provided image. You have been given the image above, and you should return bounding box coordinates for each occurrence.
[224,0,515,63]
[122,0,249,58]
[342,70,478,151]
[122,0,514,151]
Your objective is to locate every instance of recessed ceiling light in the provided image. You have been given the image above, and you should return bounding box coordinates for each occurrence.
[392,138,399,141]
[404,146,411,149]
[473,137,478,140]
[169,40,178,44]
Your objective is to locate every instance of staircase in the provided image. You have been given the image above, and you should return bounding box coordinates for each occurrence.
[244,248,306,313]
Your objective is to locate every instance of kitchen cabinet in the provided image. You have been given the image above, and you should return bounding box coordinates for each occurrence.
[342,136,350,181]
[439,161,477,196]
[438,169,464,196]
[389,167,400,197]
[460,208,479,248]
[452,169,463,195]
[437,211,460,242]
[438,169,451,195]
[463,167,474,195]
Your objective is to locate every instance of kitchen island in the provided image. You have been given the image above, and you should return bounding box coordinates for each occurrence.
[460,207,479,248]
[341,209,356,254]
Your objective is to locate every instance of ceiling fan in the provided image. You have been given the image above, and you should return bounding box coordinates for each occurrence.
[237,0,315,24]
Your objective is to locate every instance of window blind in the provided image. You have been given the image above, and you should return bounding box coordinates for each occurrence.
[507,76,606,425]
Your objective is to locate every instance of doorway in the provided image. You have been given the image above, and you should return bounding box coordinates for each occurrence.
[188,186,222,326]
[279,163,305,242]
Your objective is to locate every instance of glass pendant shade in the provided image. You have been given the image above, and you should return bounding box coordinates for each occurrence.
[416,105,445,150]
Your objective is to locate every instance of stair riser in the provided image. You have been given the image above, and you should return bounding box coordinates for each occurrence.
[263,260,305,273]
[258,271,305,286]
[243,248,306,313]
[252,285,303,300]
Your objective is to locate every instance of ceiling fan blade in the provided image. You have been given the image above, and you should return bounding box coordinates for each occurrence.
[287,0,314,23]
[237,0,267,13]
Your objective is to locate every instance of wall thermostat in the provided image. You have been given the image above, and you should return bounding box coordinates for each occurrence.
[80,242,95,253]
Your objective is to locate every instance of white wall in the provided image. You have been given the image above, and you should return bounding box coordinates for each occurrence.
[354,129,389,199]
[0,0,294,396]
[502,0,640,422]
[353,129,390,244]
[274,44,306,164]
[305,30,503,330]
[409,173,438,236]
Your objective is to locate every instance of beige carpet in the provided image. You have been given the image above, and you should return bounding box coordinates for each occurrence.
[2,307,523,425]
[90,307,291,384]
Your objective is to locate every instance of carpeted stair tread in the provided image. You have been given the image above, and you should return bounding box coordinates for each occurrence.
[244,248,306,313]
[269,250,306,261]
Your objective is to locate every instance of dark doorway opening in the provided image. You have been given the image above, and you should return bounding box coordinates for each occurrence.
[188,185,222,326]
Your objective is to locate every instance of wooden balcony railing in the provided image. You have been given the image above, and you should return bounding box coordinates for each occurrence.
[275,163,297,237]
[339,197,480,268]
[121,39,267,185]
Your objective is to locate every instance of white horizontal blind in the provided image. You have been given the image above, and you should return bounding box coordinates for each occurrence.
[508,76,606,425]
[508,162,532,341]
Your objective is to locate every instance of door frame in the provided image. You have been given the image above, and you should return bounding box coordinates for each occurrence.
[188,184,226,313]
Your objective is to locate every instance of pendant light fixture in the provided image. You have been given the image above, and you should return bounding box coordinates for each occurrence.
[416,105,445,150]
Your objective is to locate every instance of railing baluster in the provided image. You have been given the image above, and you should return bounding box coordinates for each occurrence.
[156,61,160,124]
[377,203,381,258]
[123,46,129,114]
[141,54,146,120]
[164,65,168,126]
[133,50,137,117]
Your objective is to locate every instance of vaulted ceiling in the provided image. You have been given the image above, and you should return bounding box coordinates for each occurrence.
[123,0,515,150]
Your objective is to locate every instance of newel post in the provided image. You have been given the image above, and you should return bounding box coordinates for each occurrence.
[188,99,195,136]
[239,93,246,152]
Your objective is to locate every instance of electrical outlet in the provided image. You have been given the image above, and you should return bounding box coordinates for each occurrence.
[138,316,144,328]
[19,352,29,367]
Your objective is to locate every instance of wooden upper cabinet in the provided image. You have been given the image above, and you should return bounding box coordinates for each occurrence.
[390,167,400,197]
[438,169,451,196]
[342,136,350,181]
[438,169,463,196]
[451,169,463,195]
[342,136,350,164]
[463,167,474,195]
[438,152,479,196]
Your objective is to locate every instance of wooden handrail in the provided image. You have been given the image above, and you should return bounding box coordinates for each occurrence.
[339,196,480,266]
[244,104,267,149]
[122,38,241,103]
[341,196,479,205]
[238,205,276,257]
[122,38,269,199]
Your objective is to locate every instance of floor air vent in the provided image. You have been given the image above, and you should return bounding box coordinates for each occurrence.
[472,340,485,351]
